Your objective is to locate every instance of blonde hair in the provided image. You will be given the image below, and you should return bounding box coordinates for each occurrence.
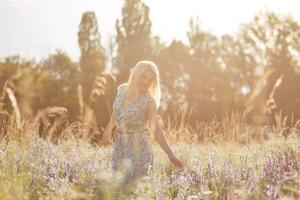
[119,60,161,109]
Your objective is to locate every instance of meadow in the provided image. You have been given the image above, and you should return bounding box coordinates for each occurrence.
[1,0,300,199]
[0,112,299,200]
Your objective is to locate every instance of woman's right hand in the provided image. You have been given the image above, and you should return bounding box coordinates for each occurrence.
[101,131,111,145]
[101,111,116,146]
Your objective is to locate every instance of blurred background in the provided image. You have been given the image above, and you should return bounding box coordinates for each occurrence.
[1,0,300,139]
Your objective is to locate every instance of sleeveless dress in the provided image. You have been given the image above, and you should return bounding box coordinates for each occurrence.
[111,84,157,185]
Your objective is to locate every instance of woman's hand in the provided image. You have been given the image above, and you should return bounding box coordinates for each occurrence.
[168,154,184,169]
[100,112,116,146]
[101,131,111,145]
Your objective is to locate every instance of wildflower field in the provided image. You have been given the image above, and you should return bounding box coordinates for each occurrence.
[2,0,300,199]
[1,114,300,200]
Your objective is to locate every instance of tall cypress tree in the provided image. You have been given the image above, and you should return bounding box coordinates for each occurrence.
[78,11,117,132]
[114,0,153,84]
[78,11,106,102]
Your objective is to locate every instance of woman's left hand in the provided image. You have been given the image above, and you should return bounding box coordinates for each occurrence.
[169,155,184,169]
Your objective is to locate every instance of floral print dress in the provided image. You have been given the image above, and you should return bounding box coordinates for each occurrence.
[111,84,156,185]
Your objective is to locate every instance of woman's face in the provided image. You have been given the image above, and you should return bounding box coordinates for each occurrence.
[137,68,155,93]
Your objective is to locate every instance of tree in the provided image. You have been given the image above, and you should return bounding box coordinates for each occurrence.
[78,11,117,132]
[0,56,21,114]
[219,34,258,94]
[154,40,191,128]
[0,55,35,133]
[241,11,300,124]
[114,0,153,84]
[78,11,106,101]
[34,50,79,122]
[215,34,260,117]
[156,40,190,108]
[186,18,231,122]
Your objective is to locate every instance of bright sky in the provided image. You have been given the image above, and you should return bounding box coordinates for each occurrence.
[0,0,300,62]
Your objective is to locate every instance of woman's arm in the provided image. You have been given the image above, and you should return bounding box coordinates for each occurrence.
[147,102,184,168]
[150,114,176,158]
[101,111,116,145]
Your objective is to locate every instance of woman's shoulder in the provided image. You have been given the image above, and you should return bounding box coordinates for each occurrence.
[117,83,128,93]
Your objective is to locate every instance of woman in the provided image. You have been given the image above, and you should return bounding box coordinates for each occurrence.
[101,60,184,190]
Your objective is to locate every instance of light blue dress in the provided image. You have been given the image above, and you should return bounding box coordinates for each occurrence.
[111,84,156,185]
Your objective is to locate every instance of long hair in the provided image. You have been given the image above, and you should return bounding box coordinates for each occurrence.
[120,60,161,109]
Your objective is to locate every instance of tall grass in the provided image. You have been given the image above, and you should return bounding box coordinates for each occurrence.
[0,111,300,199]
[164,110,300,144]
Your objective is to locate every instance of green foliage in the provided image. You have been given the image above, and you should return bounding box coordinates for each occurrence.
[241,11,300,124]
[156,40,191,113]
[186,18,240,122]
[89,70,117,130]
[114,0,153,84]
[78,11,106,102]
[1,8,300,127]
[78,12,117,130]
[0,56,36,116]
[34,50,79,121]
